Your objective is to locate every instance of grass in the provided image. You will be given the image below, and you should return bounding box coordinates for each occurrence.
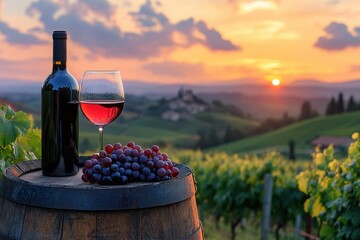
[213,111,360,155]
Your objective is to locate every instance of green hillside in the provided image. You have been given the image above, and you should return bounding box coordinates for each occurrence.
[212,111,360,155]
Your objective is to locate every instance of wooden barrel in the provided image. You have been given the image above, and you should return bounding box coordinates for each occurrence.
[0,160,203,240]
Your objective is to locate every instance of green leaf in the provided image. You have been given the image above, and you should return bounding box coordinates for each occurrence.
[0,115,19,148]
[4,105,15,119]
[12,111,30,135]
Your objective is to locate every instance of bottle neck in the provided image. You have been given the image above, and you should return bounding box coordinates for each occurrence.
[52,38,67,72]
[52,61,67,72]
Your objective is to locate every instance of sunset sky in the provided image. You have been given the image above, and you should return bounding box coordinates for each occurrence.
[1,0,360,85]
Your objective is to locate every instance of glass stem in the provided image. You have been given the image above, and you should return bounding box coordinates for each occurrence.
[99,127,104,151]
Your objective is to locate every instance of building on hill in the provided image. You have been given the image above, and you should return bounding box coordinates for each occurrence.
[310,136,352,152]
[161,88,208,121]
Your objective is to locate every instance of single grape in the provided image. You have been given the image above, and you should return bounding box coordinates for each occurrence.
[82,168,87,174]
[113,143,122,150]
[166,169,172,176]
[172,167,180,177]
[91,158,99,165]
[133,157,139,163]
[163,162,169,170]
[151,145,160,153]
[140,155,148,164]
[92,173,102,183]
[102,167,111,176]
[161,153,168,161]
[105,144,114,154]
[157,155,163,161]
[118,153,126,162]
[124,149,132,156]
[132,149,139,157]
[127,141,136,149]
[111,164,119,172]
[86,168,94,177]
[125,156,133,163]
[81,174,89,182]
[120,175,128,184]
[91,154,99,159]
[119,167,125,175]
[134,145,142,152]
[110,154,117,162]
[103,157,112,167]
[142,167,151,175]
[132,162,140,171]
[99,150,107,158]
[166,161,173,169]
[156,160,165,169]
[125,169,133,177]
[153,157,159,164]
[111,171,121,183]
[144,148,152,157]
[147,172,156,182]
[102,176,112,184]
[157,168,166,177]
[124,162,132,169]
[115,161,121,167]
[147,160,154,169]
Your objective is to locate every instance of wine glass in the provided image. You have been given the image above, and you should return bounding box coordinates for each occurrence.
[79,70,125,151]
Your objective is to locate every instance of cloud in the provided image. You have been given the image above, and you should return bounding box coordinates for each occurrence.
[26,0,239,59]
[143,61,205,76]
[314,22,360,50]
[0,21,45,45]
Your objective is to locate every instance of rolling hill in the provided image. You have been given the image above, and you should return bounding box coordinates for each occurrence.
[212,111,360,156]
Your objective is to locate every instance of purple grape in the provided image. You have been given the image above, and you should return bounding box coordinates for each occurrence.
[118,154,126,162]
[91,158,99,165]
[103,157,112,167]
[139,174,146,182]
[133,157,139,163]
[111,164,119,172]
[84,160,93,169]
[92,173,102,182]
[86,168,93,177]
[166,161,173,169]
[82,168,87,174]
[114,143,122,150]
[110,154,117,161]
[111,171,121,182]
[147,160,154,169]
[132,162,140,171]
[147,172,156,182]
[157,155,163,161]
[115,161,121,167]
[125,169,133,177]
[131,149,139,157]
[102,176,112,184]
[120,175,128,184]
[102,167,111,176]
[124,162,131,169]
[125,156,132,163]
[142,167,151,175]
[166,169,172,176]
[153,157,159,164]
[157,168,166,177]
[81,174,89,182]
[99,150,107,158]
[124,149,132,156]
[156,160,165,169]
[140,155,148,164]
[118,167,125,175]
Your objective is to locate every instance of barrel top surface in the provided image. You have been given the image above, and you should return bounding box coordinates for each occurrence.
[0,159,196,211]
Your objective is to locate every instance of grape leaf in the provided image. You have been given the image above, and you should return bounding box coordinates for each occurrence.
[0,114,19,148]
[12,111,31,135]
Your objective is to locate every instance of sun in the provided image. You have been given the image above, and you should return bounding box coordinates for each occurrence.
[272,79,280,86]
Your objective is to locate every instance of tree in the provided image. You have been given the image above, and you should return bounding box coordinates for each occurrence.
[224,126,245,143]
[298,101,319,121]
[337,92,345,113]
[347,96,357,112]
[325,97,337,115]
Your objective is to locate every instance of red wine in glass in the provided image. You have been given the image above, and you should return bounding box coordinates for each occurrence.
[79,70,125,151]
[80,100,124,126]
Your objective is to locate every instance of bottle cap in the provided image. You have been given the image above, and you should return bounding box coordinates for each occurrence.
[53,31,67,39]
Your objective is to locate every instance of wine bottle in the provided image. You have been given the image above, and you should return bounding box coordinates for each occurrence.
[41,31,79,176]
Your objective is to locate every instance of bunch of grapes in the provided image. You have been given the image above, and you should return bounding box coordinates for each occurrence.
[81,141,180,185]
